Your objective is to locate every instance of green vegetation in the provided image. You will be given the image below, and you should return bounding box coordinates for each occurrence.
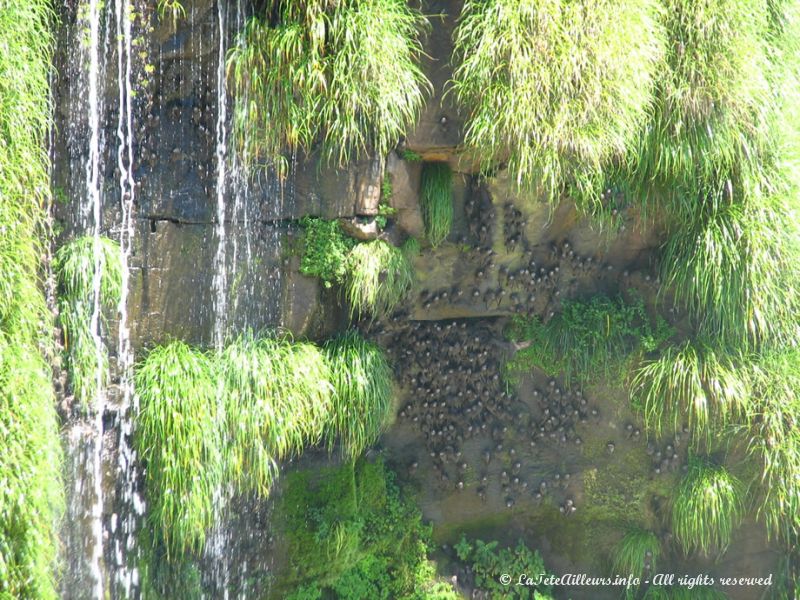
[344,240,414,319]
[451,0,664,201]
[136,342,222,556]
[505,293,672,385]
[399,148,422,162]
[420,162,453,247]
[671,456,744,556]
[298,218,414,317]
[277,458,457,599]
[54,235,123,407]
[0,0,63,596]
[325,332,393,458]
[612,527,660,581]
[298,217,357,288]
[156,0,185,27]
[659,191,800,351]
[227,0,430,173]
[744,349,800,541]
[453,536,555,599]
[134,331,393,556]
[631,341,749,444]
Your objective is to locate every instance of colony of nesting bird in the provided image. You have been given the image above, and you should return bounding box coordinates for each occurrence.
[421,198,622,317]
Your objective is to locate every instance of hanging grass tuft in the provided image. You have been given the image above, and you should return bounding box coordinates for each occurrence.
[227,0,430,172]
[54,236,123,406]
[135,332,394,555]
[324,331,394,458]
[743,348,800,542]
[420,162,454,247]
[343,240,414,319]
[671,456,745,556]
[630,0,775,197]
[660,184,800,350]
[450,0,664,202]
[135,342,223,556]
[630,341,751,444]
[612,527,661,582]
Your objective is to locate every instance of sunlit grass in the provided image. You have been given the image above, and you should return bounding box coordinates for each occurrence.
[54,236,123,407]
[671,456,744,556]
[135,342,223,556]
[630,341,750,444]
[451,0,664,202]
[136,332,394,555]
[743,348,800,542]
[420,162,453,247]
[227,0,429,172]
[344,240,414,319]
[0,0,62,595]
[325,331,394,458]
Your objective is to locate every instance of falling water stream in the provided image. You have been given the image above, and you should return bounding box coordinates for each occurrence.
[55,0,287,596]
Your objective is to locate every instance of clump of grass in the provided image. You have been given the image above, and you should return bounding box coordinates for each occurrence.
[54,236,123,406]
[135,342,223,556]
[671,456,745,556]
[612,527,660,581]
[630,0,774,197]
[136,332,393,555]
[450,0,664,201]
[505,293,672,386]
[420,162,453,247]
[0,0,63,594]
[0,336,64,600]
[298,217,358,288]
[227,0,430,172]
[630,341,750,444]
[743,348,800,541]
[401,237,421,258]
[324,331,394,458]
[660,188,800,351]
[157,0,186,27]
[343,240,414,318]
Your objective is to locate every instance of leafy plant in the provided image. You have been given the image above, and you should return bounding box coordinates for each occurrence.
[671,456,745,556]
[505,293,673,385]
[227,0,430,172]
[344,240,414,318]
[324,331,394,458]
[277,458,453,599]
[54,235,123,407]
[298,217,357,288]
[157,0,185,27]
[451,0,664,202]
[453,535,555,599]
[400,148,422,162]
[420,162,453,247]
[376,202,397,231]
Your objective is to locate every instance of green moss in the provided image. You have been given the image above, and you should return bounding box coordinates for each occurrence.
[275,458,455,600]
[505,293,673,386]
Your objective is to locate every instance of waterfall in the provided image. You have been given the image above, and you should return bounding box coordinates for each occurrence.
[212,0,230,351]
[113,0,144,595]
